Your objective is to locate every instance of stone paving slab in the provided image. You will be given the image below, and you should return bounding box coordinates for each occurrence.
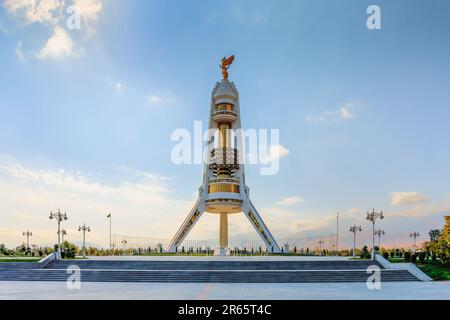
[0,281,448,300]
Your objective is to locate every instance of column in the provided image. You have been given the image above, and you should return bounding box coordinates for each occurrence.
[219,213,228,248]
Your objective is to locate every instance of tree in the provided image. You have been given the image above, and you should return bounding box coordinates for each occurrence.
[60,241,78,259]
[361,246,369,259]
[437,216,450,264]
[429,229,441,242]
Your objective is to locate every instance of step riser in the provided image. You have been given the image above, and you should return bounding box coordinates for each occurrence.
[47,262,385,271]
[0,260,420,283]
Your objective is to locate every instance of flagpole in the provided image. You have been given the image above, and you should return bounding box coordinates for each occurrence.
[336,212,339,256]
[109,213,112,251]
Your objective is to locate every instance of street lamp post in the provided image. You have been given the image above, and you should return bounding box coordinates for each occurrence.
[49,209,68,255]
[375,228,385,249]
[366,209,384,260]
[121,239,128,255]
[78,224,91,258]
[22,230,33,251]
[349,225,362,258]
[410,231,420,253]
[61,229,67,243]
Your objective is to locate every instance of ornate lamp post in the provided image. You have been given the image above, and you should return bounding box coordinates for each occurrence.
[121,239,128,254]
[60,229,67,243]
[49,209,68,254]
[78,224,91,258]
[366,209,384,260]
[375,228,385,249]
[22,230,33,251]
[349,225,362,258]
[410,231,420,253]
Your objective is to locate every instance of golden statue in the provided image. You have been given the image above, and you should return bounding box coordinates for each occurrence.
[220,55,235,79]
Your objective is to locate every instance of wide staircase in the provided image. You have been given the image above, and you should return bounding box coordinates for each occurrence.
[0,259,419,283]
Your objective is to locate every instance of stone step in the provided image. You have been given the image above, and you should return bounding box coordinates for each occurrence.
[0,269,419,283]
[46,260,385,270]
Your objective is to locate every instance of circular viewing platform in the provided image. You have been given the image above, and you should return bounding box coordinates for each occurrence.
[212,110,238,123]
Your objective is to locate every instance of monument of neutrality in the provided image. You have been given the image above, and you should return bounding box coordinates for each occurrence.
[167,56,281,255]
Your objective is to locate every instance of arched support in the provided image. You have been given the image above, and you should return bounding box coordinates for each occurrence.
[242,200,281,253]
[166,199,204,253]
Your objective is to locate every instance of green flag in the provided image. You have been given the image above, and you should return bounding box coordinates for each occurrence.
[107,213,111,218]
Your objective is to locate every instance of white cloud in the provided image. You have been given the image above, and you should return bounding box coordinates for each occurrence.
[37,26,75,59]
[146,93,176,106]
[3,0,65,25]
[276,196,304,206]
[339,106,352,119]
[73,0,102,23]
[15,41,25,61]
[0,155,448,250]
[0,158,195,248]
[4,0,104,60]
[230,6,267,25]
[307,101,359,123]
[72,0,103,34]
[0,19,8,34]
[260,144,290,163]
[107,79,123,94]
[390,191,429,206]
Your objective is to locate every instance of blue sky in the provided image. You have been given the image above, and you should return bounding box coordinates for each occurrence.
[0,0,449,249]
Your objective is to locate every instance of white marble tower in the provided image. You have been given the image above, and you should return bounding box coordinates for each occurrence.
[167,56,280,255]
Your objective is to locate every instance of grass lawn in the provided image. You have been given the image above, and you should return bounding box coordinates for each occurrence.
[388,257,405,263]
[0,257,41,263]
[417,263,450,281]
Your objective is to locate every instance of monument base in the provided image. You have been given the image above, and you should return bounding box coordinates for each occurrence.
[214,247,231,256]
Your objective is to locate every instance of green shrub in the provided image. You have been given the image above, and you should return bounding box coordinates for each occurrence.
[419,252,426,263]
[411,253,417,263]
[360,245,369,259]
[382,252,389,259]
[404,251,411,262]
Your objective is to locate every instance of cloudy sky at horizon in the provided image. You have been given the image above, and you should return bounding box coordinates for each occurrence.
[1,0,449,249]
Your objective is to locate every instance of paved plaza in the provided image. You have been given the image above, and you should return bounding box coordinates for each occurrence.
[1,256,447,299]
[0,281,449,300]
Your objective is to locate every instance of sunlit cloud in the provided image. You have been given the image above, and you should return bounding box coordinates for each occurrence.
[15,41,25,61]
[146,93,176,106]
[107,79,124,94]
[390,191,429,206]
[3,0,65,25]
[230,6,267,25]
[0,156,193,248]
[36,26,75,59]
[73,0,103,35]
[306,101,360,123]
[248,144,290,164]
[3,0,104,60]
[276,196,304,206]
